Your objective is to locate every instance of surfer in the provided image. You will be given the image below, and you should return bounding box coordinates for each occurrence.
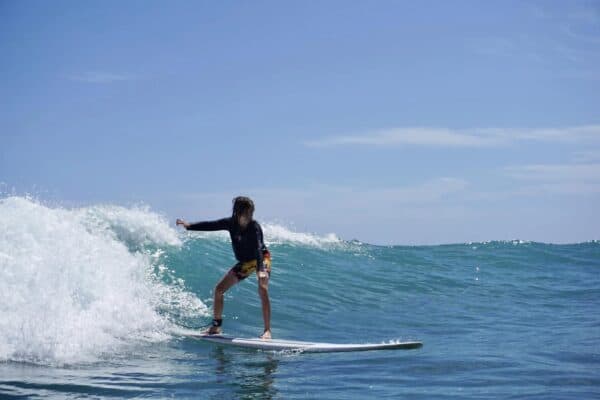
[176,196,273,340]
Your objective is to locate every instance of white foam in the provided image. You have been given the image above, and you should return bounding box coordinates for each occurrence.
[76,203,182,249]
[0,196,207,365]
[262,223,341,247]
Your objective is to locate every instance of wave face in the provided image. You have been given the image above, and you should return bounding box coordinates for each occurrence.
[0,197,349,365]
[1,196,599,399]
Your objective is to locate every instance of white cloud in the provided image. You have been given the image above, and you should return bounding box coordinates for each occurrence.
[172,175,599,244]
[177,177,469,219]
[502,162,600,195]
[306,128,504,147]
[68,71,137,84]
[534,182,600,194]
[504,162,600,181]
[305,125,600,148]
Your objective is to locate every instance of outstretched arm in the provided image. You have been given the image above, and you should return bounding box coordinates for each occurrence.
[176,217,231,231]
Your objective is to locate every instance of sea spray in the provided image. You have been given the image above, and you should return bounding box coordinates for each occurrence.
[0,196,207,365]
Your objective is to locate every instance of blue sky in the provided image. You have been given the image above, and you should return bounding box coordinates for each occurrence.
[2,0,599,244]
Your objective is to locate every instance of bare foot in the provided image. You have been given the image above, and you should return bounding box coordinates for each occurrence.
[203,325,222,335]
[259,329,272,340]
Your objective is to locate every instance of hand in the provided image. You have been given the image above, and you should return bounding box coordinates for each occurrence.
[176,219,190,228]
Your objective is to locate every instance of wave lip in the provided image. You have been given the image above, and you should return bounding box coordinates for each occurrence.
[262,223,341,247]
[77,203,182,249]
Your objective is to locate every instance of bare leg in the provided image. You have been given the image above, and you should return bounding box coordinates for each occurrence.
[208,271,239,333]
[258,273,271,339]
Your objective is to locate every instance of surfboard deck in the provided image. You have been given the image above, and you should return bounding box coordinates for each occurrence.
[187,333,423,353]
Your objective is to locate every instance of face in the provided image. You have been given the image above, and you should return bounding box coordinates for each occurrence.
[237,212,251,228]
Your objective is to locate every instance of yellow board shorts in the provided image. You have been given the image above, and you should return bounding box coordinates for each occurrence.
[229,250,272,281]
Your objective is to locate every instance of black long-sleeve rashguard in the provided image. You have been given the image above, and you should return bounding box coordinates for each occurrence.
[186,217,268,271]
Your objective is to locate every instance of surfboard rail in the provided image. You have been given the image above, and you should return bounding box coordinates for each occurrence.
[188,333,423,353]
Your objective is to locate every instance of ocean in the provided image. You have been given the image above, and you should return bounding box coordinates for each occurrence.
[1,196,598,399]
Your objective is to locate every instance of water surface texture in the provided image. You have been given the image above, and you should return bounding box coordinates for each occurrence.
[1,197,598,399]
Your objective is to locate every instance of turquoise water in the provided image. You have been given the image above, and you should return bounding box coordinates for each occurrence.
[1,197,599,398]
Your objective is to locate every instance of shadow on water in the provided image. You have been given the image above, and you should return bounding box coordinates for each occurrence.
[209,347,280,400]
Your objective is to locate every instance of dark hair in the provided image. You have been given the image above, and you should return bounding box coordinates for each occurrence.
[232,196,255,218]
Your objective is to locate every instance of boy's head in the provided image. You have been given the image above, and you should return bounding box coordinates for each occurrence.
[232,196,255,227]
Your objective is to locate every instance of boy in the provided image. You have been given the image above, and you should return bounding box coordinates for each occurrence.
[176,196,273,340]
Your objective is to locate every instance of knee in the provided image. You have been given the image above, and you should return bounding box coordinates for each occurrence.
[215,283,227,296]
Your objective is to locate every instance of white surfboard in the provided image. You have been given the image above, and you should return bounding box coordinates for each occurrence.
[188,333,423,353]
